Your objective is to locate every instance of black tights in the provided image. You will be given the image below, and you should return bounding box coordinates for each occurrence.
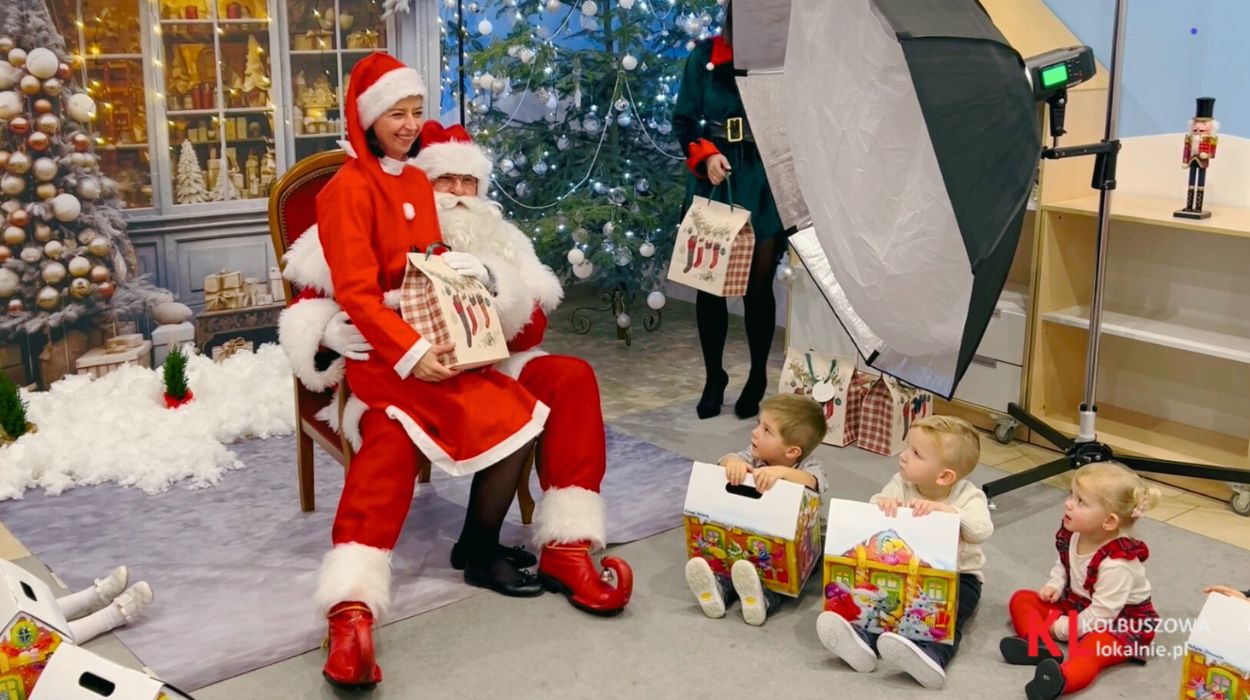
[696,237,780,418]
[457,441,533,570]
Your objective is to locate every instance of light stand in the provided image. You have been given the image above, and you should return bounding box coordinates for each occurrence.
[982,0,1250,514]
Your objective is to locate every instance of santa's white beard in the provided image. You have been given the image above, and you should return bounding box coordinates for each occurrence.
[434,193,520,264]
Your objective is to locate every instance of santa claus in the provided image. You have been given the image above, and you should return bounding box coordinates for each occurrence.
[280,121,633,656]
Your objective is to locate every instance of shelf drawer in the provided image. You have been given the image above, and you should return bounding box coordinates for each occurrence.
[954,356,1023,412]
[976,304,1027,365]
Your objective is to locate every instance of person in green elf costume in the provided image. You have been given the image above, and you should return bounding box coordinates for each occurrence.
[672,0,787,420]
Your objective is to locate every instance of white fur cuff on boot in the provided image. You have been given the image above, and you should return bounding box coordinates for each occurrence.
[532,487,606,552]
[316,543,392,620]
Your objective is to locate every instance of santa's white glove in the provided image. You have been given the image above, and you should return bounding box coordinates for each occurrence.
[323,310,372,361]
[441,251,491,284]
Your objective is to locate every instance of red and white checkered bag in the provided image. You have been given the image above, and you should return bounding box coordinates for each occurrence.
[777,348,874,447]
[857,374,934,456]
[399,252,509,370]
[666,195,754,297]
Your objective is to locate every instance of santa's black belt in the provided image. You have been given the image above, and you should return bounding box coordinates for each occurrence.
[705,117,754,144]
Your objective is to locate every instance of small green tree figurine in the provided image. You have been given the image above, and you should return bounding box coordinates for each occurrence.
[162,344,193,408]
[0,373,32,444]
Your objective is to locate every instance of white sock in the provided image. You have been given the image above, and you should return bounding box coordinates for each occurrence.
[68,604,125,643]
[56,587,103,620]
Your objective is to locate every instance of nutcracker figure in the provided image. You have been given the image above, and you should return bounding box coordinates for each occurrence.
[1174,97,1218,220]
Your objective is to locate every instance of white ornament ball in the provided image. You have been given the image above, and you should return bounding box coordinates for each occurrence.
[620,0,634,7]
[621,54,638,71]
[42,261,67,284]
[33,157,57,182]
[520,48,535,65]
[572,260,594,279]
[68,255,91,277]
[775,262,798,286]
[639,241,655,258]
[36,286,60,310]
[43,240,63,259]
[0,90,22,119]
[616,312,630,328]
[20,246,43,264]
[646,290,666,310]
[25,48,58,79]
[546,0,561,11]
[602,221,615,236]
[78,177,101,200]
[478,19,493,35]
[7,48,26,68]
[0,269,18,297]
[0,174,24,196]
[66,93,96,123]
[478,72,494,92]
[581,0,598,16]
[0,63,18,90]
[566,248,585,265]
[51,193,82,222]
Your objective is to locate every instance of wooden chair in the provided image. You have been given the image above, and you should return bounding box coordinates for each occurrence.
[268,150,535,520]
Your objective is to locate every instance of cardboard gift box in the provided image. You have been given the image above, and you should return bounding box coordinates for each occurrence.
[666,195,755,297]
[822,499,961,644]
[683,461,822,597]
[76,340,153,379]
[778,348,875,447]
[29,644,192,700]
[1179,591,1250,699]
[857,374,934,456]
[151,322,195,366]
[0,559,71,697]
[399,252,508,370]
[203,270,244,311]
[211,337,254,362]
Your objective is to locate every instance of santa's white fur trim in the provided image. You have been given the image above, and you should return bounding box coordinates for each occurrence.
[278,297,345,392]
[356,67,426,131]
[382,289,403,309]
[316,542,392,619]
[315,394,368,452]
[465,221,562,341]
[412,141,493,189]
[282,225,334,295]
[532,486,606,551]
[494,348,547,379]
[386,400,549,477]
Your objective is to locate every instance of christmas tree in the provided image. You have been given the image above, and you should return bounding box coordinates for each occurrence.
[242,34,271,104]
[0,371,29,442]
[175,140,210,204]
[211,158,241,201]
[0,0,167,342]
[162,343,189,404]
[440,0,724,317]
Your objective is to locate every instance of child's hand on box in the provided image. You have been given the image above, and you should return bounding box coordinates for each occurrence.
[1205,585,1248,601]
[876,497,902,517]
[723,458,752,486]
[753,466,789,492]
[910,500,957,517]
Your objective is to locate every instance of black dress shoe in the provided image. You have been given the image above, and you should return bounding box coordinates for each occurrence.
[1025,659,1066,700]
[697,370,729,420]
[1000,635,1064,665]
[734,373,767,419]
[450,542,538,571]
[464,558,545,597]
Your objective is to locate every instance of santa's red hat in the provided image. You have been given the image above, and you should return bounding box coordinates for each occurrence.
[413,121,493,192]
[348,52,426,132]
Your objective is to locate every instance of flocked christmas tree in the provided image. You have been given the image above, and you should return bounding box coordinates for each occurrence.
[438,0,725,331]
[242,34,271,106]
[175,140,210,204]
[0,0,166,341]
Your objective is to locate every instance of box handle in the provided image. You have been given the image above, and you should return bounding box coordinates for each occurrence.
[970,355,998,369]
[724,483,763,500]
[76,672,117,696]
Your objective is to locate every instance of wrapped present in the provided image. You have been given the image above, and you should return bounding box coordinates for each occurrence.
[399,252,508,370]
[29,643,193,700]
[39,329,104,387]
[0,559,71,697]
[1179,592,1250,699]
[204,270,244,311]
[823,499,961,644]
[77,340,152,379]
[152,322,195,366]
[346,29,380,49]
[268,265,285,302]
[666,191,755,297]
[683,461,823,597]
[778,349,875,447]
[857,374,934,456]
[212,337,254,362]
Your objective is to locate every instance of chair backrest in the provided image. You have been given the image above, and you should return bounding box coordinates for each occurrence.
[268,149,346,303]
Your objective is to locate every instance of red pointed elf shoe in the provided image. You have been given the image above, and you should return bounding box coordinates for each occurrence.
[537,541,633,616]
[323,601,382,690]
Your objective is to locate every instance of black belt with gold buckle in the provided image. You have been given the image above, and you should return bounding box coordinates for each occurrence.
[707,117,753,144]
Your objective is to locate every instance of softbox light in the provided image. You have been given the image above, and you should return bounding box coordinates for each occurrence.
[734,0,1041,398]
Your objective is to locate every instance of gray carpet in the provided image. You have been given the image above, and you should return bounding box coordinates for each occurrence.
[193,401,1250,699]
[0,426,692,691]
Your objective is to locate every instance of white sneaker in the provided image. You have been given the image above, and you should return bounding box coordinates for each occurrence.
[92,566,129,609]
[878,631,946,689]
[112,582,154,624]
[816,611,877,672]
[685,558,728,619]
[730,560,769,627]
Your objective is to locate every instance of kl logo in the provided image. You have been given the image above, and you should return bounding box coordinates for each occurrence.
[1024,608,1091,658]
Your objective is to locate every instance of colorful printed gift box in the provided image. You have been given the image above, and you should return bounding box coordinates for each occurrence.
[822,499,961,644]
[1180,591,1250,699]
[683,461,822,597]
[0,559,71,698]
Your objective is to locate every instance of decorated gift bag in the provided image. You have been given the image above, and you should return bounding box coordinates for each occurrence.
[857,374,934,456]
[666,180,755,297]
[778,349,875,447]
[399,250,509,371]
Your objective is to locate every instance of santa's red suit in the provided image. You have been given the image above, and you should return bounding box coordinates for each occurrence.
[281,102,632,686]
